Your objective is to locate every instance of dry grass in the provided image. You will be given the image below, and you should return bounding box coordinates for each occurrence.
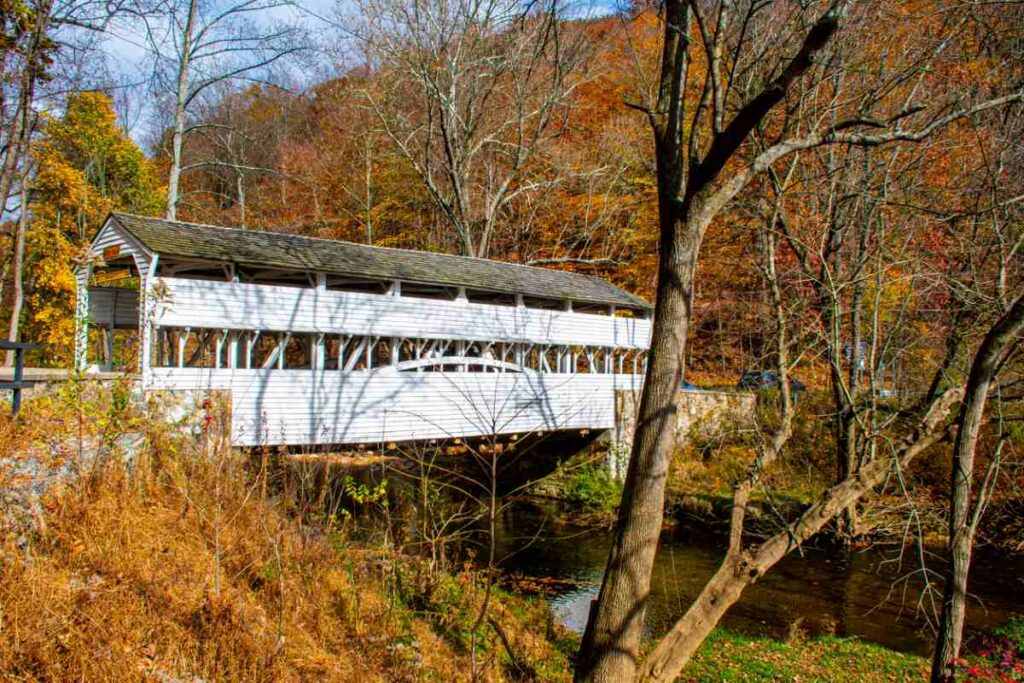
[0,382,567,682]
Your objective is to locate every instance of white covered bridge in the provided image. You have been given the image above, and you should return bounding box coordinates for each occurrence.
[76,213,652,447]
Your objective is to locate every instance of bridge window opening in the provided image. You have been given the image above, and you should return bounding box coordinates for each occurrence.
[281,334,312,369]
[149,327,648,375]
[569,345,588,373]
[169,267,232,281]
[522,296,563,311]
[166,328,200,368]
[613,347,630,373]
[398,338,417,363]
[374,339,393,367]
[157,259,232,281]
[400,282,460,301]
[235,267,311,289]
[251,332,283,369]
[323,337,341,369]
[91,258,140,289]
[155,328,233,369]
[540,346,555,372]
[341,335,377,371]
[325,276,390,295]
[87,326,139,371]
[466,289,517,307]
[573,303,610,316]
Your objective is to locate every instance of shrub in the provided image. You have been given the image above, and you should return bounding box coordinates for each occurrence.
[961,616,1024,682]
[561,463,622,512]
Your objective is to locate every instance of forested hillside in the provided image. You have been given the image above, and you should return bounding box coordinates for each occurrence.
[0,1,1019,381]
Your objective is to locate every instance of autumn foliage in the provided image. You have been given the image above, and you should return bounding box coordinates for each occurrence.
[16,92,164,363]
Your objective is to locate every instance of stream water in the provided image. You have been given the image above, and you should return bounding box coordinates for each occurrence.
[313,457,1024,657]
[492,500,1024,656]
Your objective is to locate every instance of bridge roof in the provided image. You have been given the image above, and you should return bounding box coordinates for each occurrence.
[105,213,652,310]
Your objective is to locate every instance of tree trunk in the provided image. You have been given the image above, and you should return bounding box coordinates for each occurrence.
[0,0,48,272]
[832,368,859,537]
[166,0,198,221]
[4,180,28,367]
[236,170,246,227]
[573,2,691,679]
[0,104,29,229]
[931,295,1024,682]
[575,214,696,682]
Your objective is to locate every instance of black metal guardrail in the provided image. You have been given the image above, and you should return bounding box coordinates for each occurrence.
[0,341,41,416]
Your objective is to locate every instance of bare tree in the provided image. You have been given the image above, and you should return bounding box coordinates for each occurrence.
[144,0,305,220]
[575,1,1024,680]
[346,0,588,258]
[762,136,938,539]
[930,41,1024,674]
[179,83,294,226]
[930,296,1024,681]
[5,168,31,367]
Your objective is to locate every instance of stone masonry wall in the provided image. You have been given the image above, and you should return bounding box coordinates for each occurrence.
[609,388,757,478]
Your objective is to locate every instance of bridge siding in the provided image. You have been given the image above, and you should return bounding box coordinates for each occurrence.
[149,368,643,446]
[155,277,652,349]
[92,221,147,263]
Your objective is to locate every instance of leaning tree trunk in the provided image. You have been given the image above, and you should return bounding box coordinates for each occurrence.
[931,294,1024,682]
[639,387,964,682]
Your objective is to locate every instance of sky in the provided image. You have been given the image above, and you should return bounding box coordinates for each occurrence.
[90,0,341,145]
[89,0,621,147]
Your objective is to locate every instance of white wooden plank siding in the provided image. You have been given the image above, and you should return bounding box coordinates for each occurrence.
[149,368,643,446]
[92,221,147,263]
[155,277,653,349]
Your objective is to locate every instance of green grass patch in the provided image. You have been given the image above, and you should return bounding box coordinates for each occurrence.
[683,630,929,682]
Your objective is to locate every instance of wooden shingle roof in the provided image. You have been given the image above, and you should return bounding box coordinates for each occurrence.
[106,213,652,310]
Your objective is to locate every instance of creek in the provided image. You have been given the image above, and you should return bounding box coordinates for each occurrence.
[309,454,1024,657]
[492,499,1024,656]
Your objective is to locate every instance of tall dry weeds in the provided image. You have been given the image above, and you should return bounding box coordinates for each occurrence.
[0,383,527,682]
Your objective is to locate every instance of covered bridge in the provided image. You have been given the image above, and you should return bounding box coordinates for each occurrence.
[76,213,652,447]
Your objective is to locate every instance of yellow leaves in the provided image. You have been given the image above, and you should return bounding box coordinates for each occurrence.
[33,92,164,239]
[25,222,79,359]
[21,92,165,366]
